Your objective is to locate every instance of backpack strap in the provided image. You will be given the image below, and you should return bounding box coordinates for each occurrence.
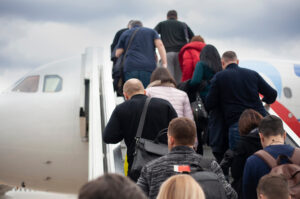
[290,148,300,165]
[254,150,277,168]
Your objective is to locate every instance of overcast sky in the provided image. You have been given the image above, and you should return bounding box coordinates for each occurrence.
[0,0,300,91]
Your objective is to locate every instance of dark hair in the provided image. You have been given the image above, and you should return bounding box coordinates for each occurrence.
[257,174,290,199]
[222,51,237,62]
[78,173,146,199]
[130,20,143,28]
[258,115,285,137]
[191,35,205,43]
[200,44,222,73]
[168,117,196,146]
[150,67,176,86]
[167,10,177,19]
[238,109,263,136]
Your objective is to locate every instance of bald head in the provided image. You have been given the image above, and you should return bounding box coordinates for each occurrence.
[123,78,145,99]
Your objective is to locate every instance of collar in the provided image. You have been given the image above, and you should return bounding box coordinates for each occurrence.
[130,94,146,99]
[170,146,195,154]
[226,63,239,69]
[147,80,175,88]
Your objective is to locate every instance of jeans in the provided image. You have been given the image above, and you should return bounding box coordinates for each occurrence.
[228,122,240,150]
[124,71,152,88]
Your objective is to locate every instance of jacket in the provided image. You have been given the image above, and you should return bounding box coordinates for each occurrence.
[206,63,277,126]
[137,146,237,199]
[103,94,177,174]
[146,81,193,120]
[179,41,206,81]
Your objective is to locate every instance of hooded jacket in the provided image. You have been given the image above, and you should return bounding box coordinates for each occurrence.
[178,41,206,81]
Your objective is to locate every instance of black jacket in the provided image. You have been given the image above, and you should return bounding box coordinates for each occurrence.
[154,19,194,52]
[231,129,262,198]
[103,94,177,170]
[206,63,277,126]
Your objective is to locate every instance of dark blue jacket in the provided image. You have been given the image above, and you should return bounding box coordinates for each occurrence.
[205,63,277,126]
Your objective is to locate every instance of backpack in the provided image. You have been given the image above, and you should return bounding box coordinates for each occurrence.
[174,161,227,199]
[255,148,300,199]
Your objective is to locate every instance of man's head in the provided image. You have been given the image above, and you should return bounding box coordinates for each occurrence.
[258,115,286,148]
[130,20,143,28]
[221,51,239,69]
[78,173,147,199]
[257,174,291,199]
[167,10,177,20]
[123,78,145,100]
[167,117,196,150]
[127,20,134,29]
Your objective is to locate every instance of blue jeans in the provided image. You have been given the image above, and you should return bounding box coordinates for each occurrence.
[124,71,152,88]
[228,122,240,150]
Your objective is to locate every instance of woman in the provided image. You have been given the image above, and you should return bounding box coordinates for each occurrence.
[188,44,224,157]
[146,67,193,120]
[157,174,206,199]
[178,35,206,82]
[230,109,263,198]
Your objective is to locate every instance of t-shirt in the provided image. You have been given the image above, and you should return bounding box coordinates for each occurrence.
[117,27,160,73]
[155,19,194,52]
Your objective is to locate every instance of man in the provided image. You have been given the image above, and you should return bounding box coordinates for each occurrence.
[256,174,291,199]
[206,51,277,150]
[243,115,297,199]
[115,20,167,88]
[110,20,133,93]
[103,78,177,181]
[137,117,237,199]
[155,10,194,83]
[78,173,146,199]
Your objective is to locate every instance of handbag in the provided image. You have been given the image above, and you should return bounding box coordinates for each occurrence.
[115,28,140,96]
[130,97,169,179]
[191,92,208,122]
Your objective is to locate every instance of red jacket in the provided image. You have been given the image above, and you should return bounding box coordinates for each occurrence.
[179,41,206,81]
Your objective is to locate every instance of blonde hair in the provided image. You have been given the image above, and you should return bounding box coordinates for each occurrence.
[157,174,206,199]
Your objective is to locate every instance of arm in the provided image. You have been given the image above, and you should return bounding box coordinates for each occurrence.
[210,160,238,199]
[187,25,194,39]
[183,93,194,121]
[257,73,277,104]
[155,39,167,68]
[115,48,124,58]
[102,108,124,143]
[190,62,204,87]
[137,166,150,196]
[205,76,219,111]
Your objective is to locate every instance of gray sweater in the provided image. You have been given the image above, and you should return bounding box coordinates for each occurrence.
[137,146,237,199]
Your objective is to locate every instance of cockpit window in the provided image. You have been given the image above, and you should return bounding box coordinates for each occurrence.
[43,75,62,92]
[12,75,39,92]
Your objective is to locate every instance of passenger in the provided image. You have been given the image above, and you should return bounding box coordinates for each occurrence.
[115,20,167,88]
[206,51,277,151]
[256,174,291,199]
[221,109,263,198]
[110,20,134,94]
[190,44,224,158]
[178,35,206,82]
[146,67,193,120]
[243,115,297,199]
[103,79,177,182]
[155,10,194,83]
[156,174,206,199]
[137,117,237,199]
[78,173,147,199]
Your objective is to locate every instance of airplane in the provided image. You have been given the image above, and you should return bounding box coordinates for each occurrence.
[0,47,299,196]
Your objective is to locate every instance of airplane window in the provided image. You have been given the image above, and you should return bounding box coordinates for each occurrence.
[43,75,62,92]
[283,87,292,98]
[12,76,39,92]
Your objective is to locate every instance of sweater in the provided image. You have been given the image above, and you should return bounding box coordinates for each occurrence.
[178,41,206,81]
[146,81,193,120]
[137,146,237,199]
[206,63,277,126]
[243,144,295,199]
